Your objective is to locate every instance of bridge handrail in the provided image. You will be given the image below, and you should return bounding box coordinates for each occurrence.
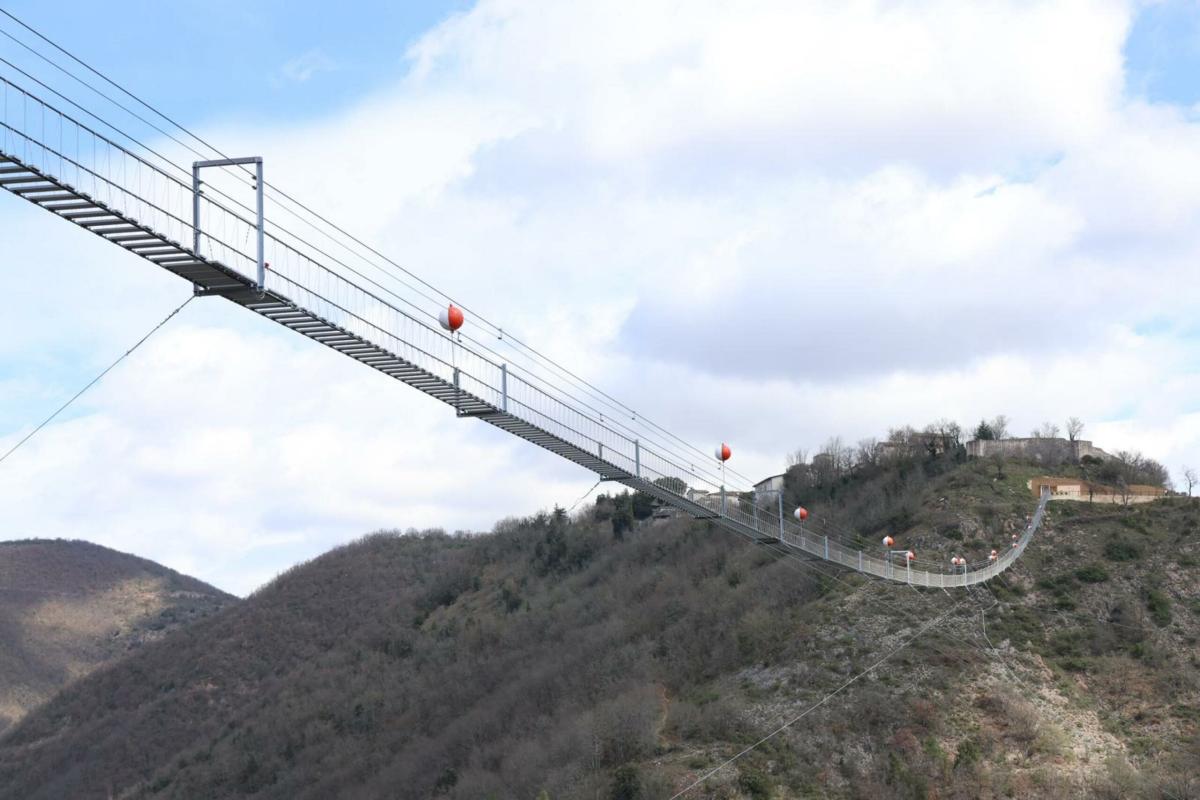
[0,69,1052,584]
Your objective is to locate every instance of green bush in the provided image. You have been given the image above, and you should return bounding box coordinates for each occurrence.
[737,767,772,800]
[611,507,633,540]
[1104,538,1142,562]
[1145,589,1172,627]
[610,765,641,800]
[631,492,655,520]
[954,737,981,771]
[1075,564,1110,583]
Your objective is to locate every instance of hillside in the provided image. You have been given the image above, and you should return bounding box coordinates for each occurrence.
[0,539,234,735]
[0,458,1196,799]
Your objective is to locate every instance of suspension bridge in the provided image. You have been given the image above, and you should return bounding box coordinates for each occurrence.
[0,58,1048,588]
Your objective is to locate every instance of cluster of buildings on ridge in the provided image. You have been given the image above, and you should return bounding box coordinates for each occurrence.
[744,435,1167,507]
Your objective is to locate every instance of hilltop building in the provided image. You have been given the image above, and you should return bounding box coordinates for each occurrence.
[753,474,785,505]
[878,431,955,461]
[966,437,1111,462]
[1029,476,1165,504]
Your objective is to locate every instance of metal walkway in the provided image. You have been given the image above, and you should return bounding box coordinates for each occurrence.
[0,74,1046,587]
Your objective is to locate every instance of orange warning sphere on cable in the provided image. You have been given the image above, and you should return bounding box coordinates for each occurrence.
[906,550,916,562]
[794,507,809,521]
[715,443,731,462]
[439,304,464,332]
[883,535,894,547]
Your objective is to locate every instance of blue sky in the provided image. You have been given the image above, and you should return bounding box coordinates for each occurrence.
[2,0,1200,595]
[1125,0,1200,106]
[1,1,468,123]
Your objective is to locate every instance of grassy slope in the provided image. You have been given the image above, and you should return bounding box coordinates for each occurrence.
[0,539,235,735]
[0,460,1196,799]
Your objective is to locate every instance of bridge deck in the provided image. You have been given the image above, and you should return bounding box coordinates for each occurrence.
[1,130,1048,588]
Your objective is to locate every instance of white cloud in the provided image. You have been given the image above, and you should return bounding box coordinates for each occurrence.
[3,0,1199,593]
[277,49,337,84]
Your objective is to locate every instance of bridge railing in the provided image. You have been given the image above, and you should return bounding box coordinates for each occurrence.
[680,486,1050,586]
[0,73,741,500]
[1,69,1051,584]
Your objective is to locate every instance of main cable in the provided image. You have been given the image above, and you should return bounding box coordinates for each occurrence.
[0,8,764,489]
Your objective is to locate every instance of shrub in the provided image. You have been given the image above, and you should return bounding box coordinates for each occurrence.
[1104,538,1142,562]
[738,767,772,800]
[1075,564,1110,583]
[1145,589,1172,627]
[610,765,641,800]
[954,738,981,771]
[631,492,655,520]
[612,507,633,540]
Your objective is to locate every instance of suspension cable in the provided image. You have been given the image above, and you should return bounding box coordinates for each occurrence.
[0,8,763,489]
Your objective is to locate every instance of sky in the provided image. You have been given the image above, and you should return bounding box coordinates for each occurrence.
[1,0,1199,595]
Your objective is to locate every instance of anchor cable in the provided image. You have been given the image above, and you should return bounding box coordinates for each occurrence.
[0,294,194,468]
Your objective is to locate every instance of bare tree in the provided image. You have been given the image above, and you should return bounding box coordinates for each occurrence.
[1032,421,1060,439]
[989,451,1005,480]
[924,418,963,453]
[1183,466,1197,497]
[990,415,1010,440]
[1066,417,1084,442]
[785,448,808,468]
[811,437,847,484]
[856,438,880,468]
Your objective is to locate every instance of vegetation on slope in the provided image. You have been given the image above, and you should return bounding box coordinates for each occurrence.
[0,452,1195,799]
[0,539,234,735]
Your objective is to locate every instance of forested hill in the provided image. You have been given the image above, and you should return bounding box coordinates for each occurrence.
[0,457,1196,799]
[0,539,234,735]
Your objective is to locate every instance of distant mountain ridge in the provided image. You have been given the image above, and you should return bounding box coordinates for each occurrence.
[0,539,234,735]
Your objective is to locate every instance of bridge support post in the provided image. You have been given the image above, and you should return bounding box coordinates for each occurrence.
[500,363,508,412]
[192,156,265,289]
[255,159,264,290]
[634,439,640,477]
[777,492,784,541]
[192,163,201,256]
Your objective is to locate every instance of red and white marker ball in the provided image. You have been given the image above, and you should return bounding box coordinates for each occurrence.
[439,304,465,332]
[794,507,809,521]
[715,443,731,462]
[882,535,894,547]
